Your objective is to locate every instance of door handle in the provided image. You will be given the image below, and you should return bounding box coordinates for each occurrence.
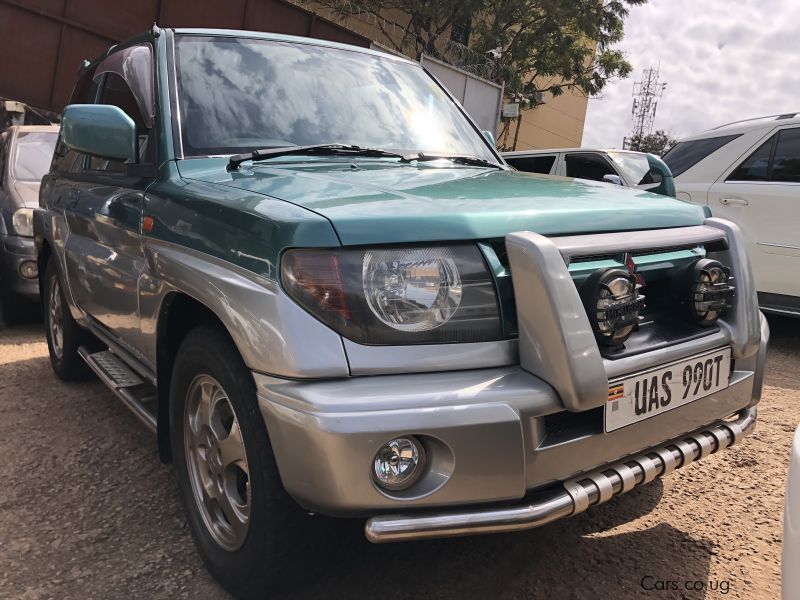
[719,197,749,206]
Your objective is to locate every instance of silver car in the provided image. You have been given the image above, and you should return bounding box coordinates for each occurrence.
[0,125,58,322]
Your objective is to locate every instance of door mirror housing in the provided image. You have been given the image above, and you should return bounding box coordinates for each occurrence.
[602,174,623,186]
[640,154,676,197]
[61,104,137,163]
[482,130,496,147]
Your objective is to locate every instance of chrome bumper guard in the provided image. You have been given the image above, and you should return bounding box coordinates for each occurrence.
[365,407,757,543]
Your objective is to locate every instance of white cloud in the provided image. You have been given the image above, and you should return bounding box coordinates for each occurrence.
[583,0,800,149]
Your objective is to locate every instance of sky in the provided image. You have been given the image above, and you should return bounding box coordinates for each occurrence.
[582,0,800,149]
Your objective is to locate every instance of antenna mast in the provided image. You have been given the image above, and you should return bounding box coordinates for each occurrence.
[623,67,667,149]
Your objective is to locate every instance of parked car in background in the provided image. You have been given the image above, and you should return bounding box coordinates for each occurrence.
[37,28,768,599]
[0,125,58,322]
[664,113,800,317]
[503,148,676,197]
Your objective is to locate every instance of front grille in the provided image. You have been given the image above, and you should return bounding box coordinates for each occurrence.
[570,244,703,264]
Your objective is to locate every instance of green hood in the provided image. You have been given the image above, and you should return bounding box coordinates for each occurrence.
[178,158,706,245]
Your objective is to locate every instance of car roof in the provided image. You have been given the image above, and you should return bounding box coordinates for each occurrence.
[172,28,416,64]
[680,112,800,141]
[7,125,60,133]
[502,148,641,156]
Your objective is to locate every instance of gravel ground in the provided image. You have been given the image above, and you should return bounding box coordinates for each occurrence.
[0,315,797,599]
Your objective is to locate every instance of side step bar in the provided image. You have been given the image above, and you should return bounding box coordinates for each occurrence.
[365,407,757,543]
[78,347,157,433]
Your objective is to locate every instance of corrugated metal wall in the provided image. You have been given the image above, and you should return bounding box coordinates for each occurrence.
[0,0,369,112]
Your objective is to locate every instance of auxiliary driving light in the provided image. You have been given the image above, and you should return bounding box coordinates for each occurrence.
[19,260,38,280]
[372,436,425,491]
[675,258,735,326]
[580,268,645,347]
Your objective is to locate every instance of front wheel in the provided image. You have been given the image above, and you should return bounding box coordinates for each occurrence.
[170,326,323,598]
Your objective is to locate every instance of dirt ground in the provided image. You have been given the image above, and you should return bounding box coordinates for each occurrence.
[0,314,797,599]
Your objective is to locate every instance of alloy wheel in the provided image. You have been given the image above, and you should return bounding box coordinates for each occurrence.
[48,277,64,360]
[184,374,251,551]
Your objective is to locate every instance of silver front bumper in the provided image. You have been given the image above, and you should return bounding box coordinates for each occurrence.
[366,407,757,543]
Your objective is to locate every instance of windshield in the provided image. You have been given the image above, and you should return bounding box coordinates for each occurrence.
[13,132,57,182]
[174,35,498,162]
[607,151,653,185]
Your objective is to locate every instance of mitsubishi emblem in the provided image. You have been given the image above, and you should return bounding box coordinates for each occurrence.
[623,252,645,287]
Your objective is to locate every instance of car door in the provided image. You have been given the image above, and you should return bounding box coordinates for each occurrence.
[62,44,156,356]
[708,126,800,301]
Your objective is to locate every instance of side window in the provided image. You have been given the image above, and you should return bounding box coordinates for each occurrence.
[506,155,556,174]
[772,128,800,183]
[86,43,155,174]
[662,134,741,177]
[727,137,774,182]
[87,72,154,172]
[565,153,616,182]
[52,65,99,173]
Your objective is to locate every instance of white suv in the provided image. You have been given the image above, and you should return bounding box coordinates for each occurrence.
[664,113,800,316]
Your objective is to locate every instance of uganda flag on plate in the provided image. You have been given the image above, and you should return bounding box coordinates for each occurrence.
[608,383,624,402]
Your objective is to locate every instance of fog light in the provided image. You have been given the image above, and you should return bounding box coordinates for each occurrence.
[19,260,38,280]
[675,258,734,326]
[580,268,645,348]
[372,436,425,491]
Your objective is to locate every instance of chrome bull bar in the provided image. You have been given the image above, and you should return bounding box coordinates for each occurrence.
[365,407,757,543]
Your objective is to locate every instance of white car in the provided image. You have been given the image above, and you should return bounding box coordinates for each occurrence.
[784,425,800,599]
[665,113,800,317]
[502,148,676,197]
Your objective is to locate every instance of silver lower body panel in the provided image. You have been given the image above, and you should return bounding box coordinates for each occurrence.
[255,356,761,515]
[365,407,756,542]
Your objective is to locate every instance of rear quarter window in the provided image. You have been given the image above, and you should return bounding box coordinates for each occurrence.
[662,134,741,177]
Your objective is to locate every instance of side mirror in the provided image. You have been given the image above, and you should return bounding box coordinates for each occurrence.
[61,104,137,163]
[641,154,676,197]
[482,130,496,147]
[602,174,623,186]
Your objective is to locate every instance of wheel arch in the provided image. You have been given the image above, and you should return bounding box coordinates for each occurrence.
[37,237,53,304]
[155,291,241,463]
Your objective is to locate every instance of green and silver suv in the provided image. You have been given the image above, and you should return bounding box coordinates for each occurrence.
[36,27,768,598]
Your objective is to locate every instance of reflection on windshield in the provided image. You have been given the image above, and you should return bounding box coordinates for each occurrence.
[175,36,496,162]
[607,151,653,186]
[13,132,57,182]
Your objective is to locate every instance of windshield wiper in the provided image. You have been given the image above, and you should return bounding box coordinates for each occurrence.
[402,153,503,169]
[227,144,411,170]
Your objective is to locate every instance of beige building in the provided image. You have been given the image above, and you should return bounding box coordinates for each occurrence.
[502,90,589,150]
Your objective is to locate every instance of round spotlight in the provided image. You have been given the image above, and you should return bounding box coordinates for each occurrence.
[580,268,645,347]
[19,260,38,280]
[678,258,734,326]
[372,436,425,491]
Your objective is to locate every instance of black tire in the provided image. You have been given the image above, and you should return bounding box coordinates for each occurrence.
[170,325,327,599]
[43,258,94,381]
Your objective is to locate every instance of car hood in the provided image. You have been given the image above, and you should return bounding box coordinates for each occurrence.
[178,158,706,245]
[9,180,40,208]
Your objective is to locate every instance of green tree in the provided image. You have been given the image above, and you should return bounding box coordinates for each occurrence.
[625,129,678,155]
[313,0,647,149]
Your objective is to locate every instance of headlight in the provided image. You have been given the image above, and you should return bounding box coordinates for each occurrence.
[580,268,645,347]
[12,208,34,237]
[674,258,734,326]
[362,248,462,332]
[282,245,502,345]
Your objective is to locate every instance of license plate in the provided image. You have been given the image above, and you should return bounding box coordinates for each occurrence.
[605,347,732,433]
